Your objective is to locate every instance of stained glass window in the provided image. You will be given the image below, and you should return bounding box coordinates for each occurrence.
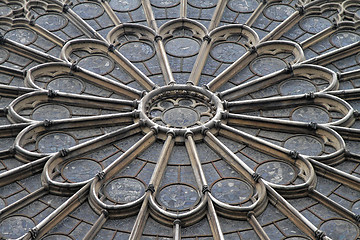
[0,0,360,239]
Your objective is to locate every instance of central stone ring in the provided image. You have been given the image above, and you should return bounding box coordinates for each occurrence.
[138,85,224,142]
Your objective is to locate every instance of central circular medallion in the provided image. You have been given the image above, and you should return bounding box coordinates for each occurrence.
[163,107,199,127]
[138,85,223,141]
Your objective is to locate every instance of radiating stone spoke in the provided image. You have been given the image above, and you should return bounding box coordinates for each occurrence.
[220,64,337,101]
[15,111,136,160]
[26,62,142,99]
[224,112,346,162]
[61,39,157,91]
[1,0,360,239]
[206,40,304,91]
[226,93,353,126]
[8,90,136,123]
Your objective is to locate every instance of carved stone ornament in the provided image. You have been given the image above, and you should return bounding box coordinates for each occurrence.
[0,0,360,239]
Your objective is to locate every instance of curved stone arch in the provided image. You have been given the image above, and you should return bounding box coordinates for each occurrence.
[159,18,208,39]
[7,90,135,123]
[207,40,305,91]
[343,0,360,21]
[14,111,136,161]
[107,24,168,85]
[2,0,360,239]
[209,24,260,46]
[223,113,347,165]
[25,0,105,41]
[25,62,142,99]
[187,24,260,86]
[61,38,156,91]
[0,15,65,50]
[107,23,157,44]
[300,21,360,57]
[263,1,343,42]
[0,0,25,18]
[220,64,339,101]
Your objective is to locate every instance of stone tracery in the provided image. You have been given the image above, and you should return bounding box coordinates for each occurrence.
[0,0,359,239]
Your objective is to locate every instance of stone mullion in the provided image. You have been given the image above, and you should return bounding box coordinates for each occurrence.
[185,133,225,240]
[185,133,208,189]
[173,219,181,240]
[208,0,228,31]
[142,0,159,31]
[1,37,62,63]
[208,126,329,239]
[309,156,360,192]
[308,152,360,224]
[206,198,225,240]
[129,193,151,240]
[88,130,156,219]
[180,0,187,18]
[224,113,347,166]
[217,121,314,171]
[23,182,91,239]
[0,156,49,187]
[65,8,107,41]
[27,23,66,47]
[204,130,258,187]
[129,133,175,239]
[0,68,31,91]
[24,62,143,100]
[206,50,254,92]
[40,121,142,195]
[74,71,144,99]
[61,40,158,91]
[141,0,176,84]
[83,210,109,240]
[81,130,164,238]
[101,1,122,25]
[203,131,269,239]
[0,187,47,221]
[102,130,156,178]
[247,212,271,240]
[263,3,344,45]
[109,49,158,91]
[28,0,105,41]
[154,37,176,85]
[219,63,338,101]
[7,90,137,124]
[303,41,360,66]
[218,69,292,101]
[261,11,302,43]
[24,3,66,46]
[245,1,268,27]
[188,36,211,86]
[265,183,325,239]
[309,189,360,224]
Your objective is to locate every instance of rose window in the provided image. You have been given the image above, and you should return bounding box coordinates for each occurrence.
[0,0,360,239]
